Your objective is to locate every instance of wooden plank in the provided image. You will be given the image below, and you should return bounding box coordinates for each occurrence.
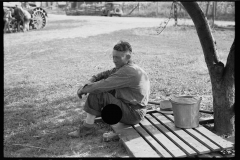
[210,152,223,158]
[134,123,172,157]
[199,116,214,122]
[111,122,159,157]
[164,114,233,149]
[167,115,221,152]
[197,154,213,158]
[147,101,213,114]
[194,126,234,150]
[199,110,214,114]
[199,118,214,125]
[145,114,197,156]
[148,101,160,105]
[139,118,186,157]
[152,113,210,154]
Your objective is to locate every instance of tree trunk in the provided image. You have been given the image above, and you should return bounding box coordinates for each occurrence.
[181,2,235,136]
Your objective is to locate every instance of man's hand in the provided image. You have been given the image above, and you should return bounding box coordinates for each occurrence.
[77,85,87,99]
[88,77,96,83]
[77,77,96,99]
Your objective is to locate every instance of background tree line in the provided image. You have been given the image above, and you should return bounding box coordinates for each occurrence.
[122,2,235,21]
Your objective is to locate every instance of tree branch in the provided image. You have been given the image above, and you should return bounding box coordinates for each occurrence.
[181,2,221,69]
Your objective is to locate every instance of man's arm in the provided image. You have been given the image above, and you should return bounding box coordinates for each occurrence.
[90,68,117,82]
[77,68,117,98]
[82,68,135,94]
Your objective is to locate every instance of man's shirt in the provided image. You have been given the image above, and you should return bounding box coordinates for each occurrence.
[22,9,31,19]
[14,7,31,21]
[14,7,24,20]
[82,61,151,107]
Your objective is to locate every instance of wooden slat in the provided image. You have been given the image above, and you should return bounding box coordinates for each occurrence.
[111,122,159,157]
[152,113,210,154]
[147,110,214,124]
[164,114,233,149]
[134,124,172,157]
[210,152,223,158]
[197,154,213,158]
[148,101,160,105]
[199,110,214,114]
[145,114,197,156]
[147,101,213,114]
[166,115,221,151]
[199,116,214,122]
[194,126,234,149]
[199,118,214,125]
[139,118,186,157]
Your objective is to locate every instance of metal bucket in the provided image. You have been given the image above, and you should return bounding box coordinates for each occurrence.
[170,95,202,128]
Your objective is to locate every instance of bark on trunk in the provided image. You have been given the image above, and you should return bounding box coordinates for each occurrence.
[181,2,235,136]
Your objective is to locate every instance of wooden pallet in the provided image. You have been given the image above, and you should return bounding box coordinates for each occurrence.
[111,111,234,158]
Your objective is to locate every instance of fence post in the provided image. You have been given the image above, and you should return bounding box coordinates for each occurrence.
[205,2,210,19]
[215,2,217,20]
[212,2,215,28]
[174,2,178,26]
[138,2,140,14]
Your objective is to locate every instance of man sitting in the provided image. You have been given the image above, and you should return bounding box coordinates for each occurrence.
[68,40,151,137]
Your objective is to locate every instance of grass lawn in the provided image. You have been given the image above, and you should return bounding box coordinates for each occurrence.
[4,18,234,157]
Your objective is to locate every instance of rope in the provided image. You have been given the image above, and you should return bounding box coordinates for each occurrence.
[155,2,175,35]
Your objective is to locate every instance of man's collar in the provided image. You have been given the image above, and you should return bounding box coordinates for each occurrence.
[115,60,134,70]
[127,59,133,65]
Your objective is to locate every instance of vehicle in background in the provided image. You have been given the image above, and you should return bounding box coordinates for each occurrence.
[101,2,123,17]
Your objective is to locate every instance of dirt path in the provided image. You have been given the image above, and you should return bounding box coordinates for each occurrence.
[4,14,235,46]
[46,14,235,38]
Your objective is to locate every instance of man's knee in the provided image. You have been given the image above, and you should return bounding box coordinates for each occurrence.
[87,93,98,100]
[87,92,107,101]
[87,92,116,105]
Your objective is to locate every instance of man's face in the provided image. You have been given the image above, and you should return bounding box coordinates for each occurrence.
[112,50,129,68]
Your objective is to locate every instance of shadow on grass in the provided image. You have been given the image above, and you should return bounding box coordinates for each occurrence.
[4,84,127,157]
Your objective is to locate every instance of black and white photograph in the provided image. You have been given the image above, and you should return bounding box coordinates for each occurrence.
[4,1,235,158]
